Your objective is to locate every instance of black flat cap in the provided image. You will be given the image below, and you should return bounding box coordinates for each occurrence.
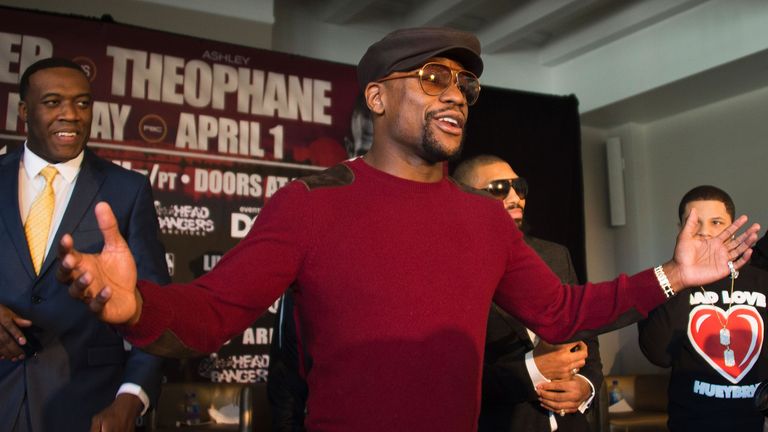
[357,27,483,91]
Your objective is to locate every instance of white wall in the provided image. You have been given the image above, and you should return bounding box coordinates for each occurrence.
[584,83,768,374]
[555,0,768,113]
[582,125,666,375]
[646,85,768,260]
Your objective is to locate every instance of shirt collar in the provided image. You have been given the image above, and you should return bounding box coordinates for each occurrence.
[22,141,84,184]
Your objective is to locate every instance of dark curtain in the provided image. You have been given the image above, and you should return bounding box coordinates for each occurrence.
[451,86,587,283]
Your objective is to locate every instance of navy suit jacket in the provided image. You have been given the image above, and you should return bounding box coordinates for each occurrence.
[0,146,169,431]
[479,236,603,432]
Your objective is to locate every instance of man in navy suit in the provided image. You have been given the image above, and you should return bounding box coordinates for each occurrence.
[454,154,603,432]
[0,58,169,431]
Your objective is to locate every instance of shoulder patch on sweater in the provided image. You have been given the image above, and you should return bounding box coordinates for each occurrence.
[297,163,354,191]
[448,176,496,200]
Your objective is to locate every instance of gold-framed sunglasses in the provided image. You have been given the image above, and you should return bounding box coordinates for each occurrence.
[377,62,481,106]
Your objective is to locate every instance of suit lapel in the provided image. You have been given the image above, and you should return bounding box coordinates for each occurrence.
[39,150,105,276]
[0,148,36,278]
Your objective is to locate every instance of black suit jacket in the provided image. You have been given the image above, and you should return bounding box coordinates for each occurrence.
[0,147,169,431]
[478,236,603,432]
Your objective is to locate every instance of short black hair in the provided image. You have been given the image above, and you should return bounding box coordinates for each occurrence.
[452,154,506,187]
[678,185,735,223]
[19,57,87,100]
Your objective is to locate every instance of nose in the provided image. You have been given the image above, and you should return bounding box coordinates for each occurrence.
[695,223,712,239]
[504,188,521,206]
[57,101,79,121]
[439,74,466,106]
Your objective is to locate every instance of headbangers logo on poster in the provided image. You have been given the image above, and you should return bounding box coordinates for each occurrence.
[0,6,359,384]
[154,201,215,236]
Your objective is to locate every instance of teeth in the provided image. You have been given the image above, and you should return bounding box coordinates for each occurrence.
[439,117,459,126]
[56,132,76,137]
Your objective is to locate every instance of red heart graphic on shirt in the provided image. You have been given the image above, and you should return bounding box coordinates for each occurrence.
[688,305,763,384]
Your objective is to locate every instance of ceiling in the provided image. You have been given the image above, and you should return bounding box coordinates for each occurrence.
[280,0,707,66]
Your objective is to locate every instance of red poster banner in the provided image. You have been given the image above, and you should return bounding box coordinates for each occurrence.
[0,6,359,383]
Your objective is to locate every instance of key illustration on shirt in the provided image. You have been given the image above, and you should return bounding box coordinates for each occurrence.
[688,305,763,384]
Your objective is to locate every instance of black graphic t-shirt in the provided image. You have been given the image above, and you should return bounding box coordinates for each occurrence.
[639,265,768,431]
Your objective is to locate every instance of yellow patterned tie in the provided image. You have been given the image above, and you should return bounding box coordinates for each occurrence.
[24,165,59,275]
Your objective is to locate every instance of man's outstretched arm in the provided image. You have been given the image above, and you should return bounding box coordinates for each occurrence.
[59,182,309,358]
[494,207,761,344]
[58,201,142,325]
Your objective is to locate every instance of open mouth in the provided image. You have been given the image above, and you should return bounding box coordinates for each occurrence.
[433,113,464,135]
[51,130,81,144]
[438,117,459,127]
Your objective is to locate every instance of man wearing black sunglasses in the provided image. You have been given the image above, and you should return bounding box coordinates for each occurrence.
[455,155,528,229]
[59,27,759,432]
[455,155,601,432]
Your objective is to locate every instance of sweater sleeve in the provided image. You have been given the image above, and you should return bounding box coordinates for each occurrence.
[122,181,311,357]
[492,223,667,344]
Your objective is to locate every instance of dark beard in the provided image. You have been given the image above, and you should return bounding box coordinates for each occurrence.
[420,113,464,164]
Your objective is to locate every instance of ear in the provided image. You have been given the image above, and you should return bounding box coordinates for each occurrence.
[18,100,28,123]
[365,83,385,115]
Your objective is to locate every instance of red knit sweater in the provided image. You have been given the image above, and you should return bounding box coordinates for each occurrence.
[126,157,665,431]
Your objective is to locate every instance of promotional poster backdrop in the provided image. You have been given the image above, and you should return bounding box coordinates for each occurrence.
[0,7,359,384]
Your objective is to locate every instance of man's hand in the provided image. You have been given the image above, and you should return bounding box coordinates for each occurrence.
[533,341,587,381]
[537,375,592,415]
[90,393,142,432]
[0,304,32,361]
[666,208,761,292]
[57,202,141,325]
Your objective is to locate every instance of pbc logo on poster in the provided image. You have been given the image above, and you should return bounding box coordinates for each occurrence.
[165,253,175,276]
[138,114,168,143]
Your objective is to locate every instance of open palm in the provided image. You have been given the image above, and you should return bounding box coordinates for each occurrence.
[672,208,759,288]
[58,202,140,325]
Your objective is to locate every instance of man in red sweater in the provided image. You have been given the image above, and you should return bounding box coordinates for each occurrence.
[58,28,759,431]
